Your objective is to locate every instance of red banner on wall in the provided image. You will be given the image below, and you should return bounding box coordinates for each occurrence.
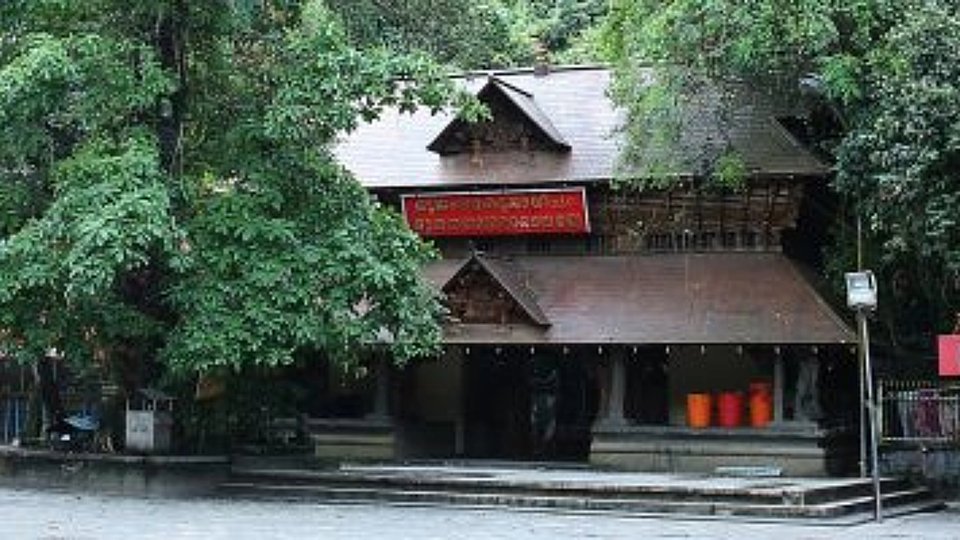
[939,335,960,377]
[401,188,590,237]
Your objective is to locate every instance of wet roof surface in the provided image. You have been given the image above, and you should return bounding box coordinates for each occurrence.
[336,67,828,189]
[424,252,852,345]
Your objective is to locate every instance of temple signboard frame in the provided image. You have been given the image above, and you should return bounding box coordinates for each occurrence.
[401,187,590,237]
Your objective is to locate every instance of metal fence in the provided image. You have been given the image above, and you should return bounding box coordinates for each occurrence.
[879,380,960,446]
[1,395,29,444]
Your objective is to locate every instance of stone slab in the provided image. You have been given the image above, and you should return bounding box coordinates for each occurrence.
[0,445,229,497]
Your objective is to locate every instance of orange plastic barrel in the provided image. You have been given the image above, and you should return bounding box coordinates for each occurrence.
[686,393,712,428]
[717,391,744,428]
[749,381,773,427]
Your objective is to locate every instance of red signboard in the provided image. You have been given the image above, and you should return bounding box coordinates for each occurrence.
[401,188,590,237]
[939,335,960,377]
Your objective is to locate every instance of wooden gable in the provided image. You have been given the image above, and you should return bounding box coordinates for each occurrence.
[427,77,570,156]
[442,254,550,327]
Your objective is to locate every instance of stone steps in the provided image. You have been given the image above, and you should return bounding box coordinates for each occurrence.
[218,463,945,522]
[218,482,935,521]
[224,468,910,503]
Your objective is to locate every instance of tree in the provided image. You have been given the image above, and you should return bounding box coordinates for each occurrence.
[0,0,473,421]
[603,0,960,349]
[326,0,528,69]
[323,1,610,71]
[520,0,608,54]
[833,4,960,347]
[496,0,609,65]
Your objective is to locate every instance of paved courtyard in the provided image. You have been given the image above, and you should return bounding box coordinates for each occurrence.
[1,487,958,540]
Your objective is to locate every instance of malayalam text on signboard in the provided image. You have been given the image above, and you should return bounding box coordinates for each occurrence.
[401,188,590,237]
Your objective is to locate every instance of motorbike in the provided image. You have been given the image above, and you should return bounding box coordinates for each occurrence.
[47,413,100,452]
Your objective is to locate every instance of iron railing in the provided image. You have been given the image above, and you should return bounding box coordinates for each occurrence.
[1,395,29,444]
[879,380,960,446]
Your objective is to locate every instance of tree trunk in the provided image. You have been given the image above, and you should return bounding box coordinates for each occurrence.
[35,355,65,436]
[156,1,188,176]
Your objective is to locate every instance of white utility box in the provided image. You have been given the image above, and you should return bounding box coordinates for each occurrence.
[125,389,174,453]
[845,270,878,311]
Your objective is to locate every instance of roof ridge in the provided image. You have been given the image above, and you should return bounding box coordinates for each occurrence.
[455,64,611,80]
[488,76,532,97]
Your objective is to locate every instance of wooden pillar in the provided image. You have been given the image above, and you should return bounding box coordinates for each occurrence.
[367,354,390,421]
[773,349,785,423]
[454,348,465,456]
[597,347,627,428]
[609,349,627,424]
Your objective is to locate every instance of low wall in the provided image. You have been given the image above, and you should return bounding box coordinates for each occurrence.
[307,418,396,462]
[590,424,857,477]
[0,446,229,497]
[882,446,960,495]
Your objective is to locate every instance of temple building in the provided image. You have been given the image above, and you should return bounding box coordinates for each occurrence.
[311,66,857,475]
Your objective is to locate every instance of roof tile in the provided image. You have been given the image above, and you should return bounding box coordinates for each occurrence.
[336,67,828,189]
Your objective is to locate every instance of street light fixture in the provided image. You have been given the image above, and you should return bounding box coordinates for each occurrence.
[845,270,881,522]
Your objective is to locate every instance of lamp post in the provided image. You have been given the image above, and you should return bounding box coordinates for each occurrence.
[845,270,881,522]
[857,217,867,479]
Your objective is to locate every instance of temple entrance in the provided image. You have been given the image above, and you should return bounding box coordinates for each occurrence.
[462,347,598,461]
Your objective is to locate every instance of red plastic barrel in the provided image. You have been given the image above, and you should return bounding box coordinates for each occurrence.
[749,381,773,427]
[716,391,744,428]
[686,393,712,428]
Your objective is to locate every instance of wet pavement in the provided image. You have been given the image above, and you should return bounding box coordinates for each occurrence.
[1,487,959,539]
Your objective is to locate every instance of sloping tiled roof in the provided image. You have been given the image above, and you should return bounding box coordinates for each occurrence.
[335,67,828,190]
[422,252,853,345]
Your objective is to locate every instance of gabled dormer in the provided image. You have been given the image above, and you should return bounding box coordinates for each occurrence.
[442,253,550,328]
[427,77,571,156]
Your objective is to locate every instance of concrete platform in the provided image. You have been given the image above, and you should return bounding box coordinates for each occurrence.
[590,424,856,477]
[0,445,230,497]
[221,461,943,522]
[306,418,397,462]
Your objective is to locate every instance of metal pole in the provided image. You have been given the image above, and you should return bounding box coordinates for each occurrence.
[856,215,863,270]
[858,337,867,478]
[859,310,882,521]
[856,216,867,478]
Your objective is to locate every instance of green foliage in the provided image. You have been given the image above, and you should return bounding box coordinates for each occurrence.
[553,22,607,65]
[0,0,461,381]
[164,160,442,373]
[605,0,960,345]
[605,0,891,79]
[711,151,747,190]
[0,17,176,366]
[603,0,866,187]
[325,0,610,70]
[834,3,960,343]
[326,0,528,69]
[608,67,685,189]
[502,0,608,64]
